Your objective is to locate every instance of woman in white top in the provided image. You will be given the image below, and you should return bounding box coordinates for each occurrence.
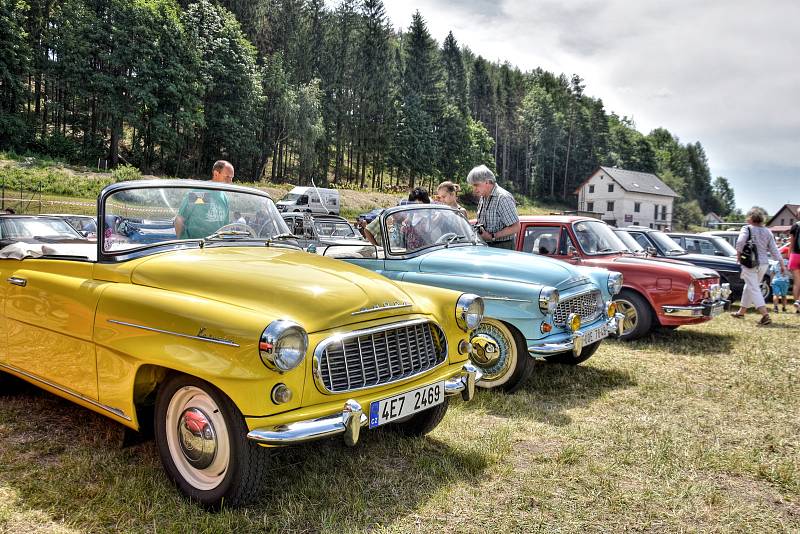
[731,207,787,325]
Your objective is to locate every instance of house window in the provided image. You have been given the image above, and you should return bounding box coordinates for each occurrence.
[587,202,594,212]
[780,218,784,225]
[649,223,653,229]
[608,184,614,193]
[607,201,614,212]
[589,185,595,194]
[654,205,659,219]
[662,206,668,220]
[634,202,641,213]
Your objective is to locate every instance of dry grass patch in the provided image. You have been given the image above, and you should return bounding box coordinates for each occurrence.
[1,314,798,533]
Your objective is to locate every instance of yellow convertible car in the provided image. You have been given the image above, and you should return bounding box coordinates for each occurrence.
[0,180,483,508]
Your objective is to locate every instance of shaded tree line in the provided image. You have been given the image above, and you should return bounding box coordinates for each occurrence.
[0,0,735,223]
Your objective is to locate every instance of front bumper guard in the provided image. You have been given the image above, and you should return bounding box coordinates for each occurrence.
[662,299,728,318]
[527,314,623,357]
[246,363,481,447]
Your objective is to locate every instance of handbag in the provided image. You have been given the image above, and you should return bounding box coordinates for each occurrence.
[739,226,759,268]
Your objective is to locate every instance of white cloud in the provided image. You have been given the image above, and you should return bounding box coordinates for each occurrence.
[380,0,800,209]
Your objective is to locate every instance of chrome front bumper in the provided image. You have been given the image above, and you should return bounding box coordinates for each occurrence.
[662,300,728,318]
[246,363,481,447]
[527,314,623,357]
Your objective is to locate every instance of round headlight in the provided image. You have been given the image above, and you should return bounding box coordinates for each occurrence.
[538,287,560,315]
[687,283,696,302]
[608,272,624,295]
[259,320,308,372]
[456,294,484,331]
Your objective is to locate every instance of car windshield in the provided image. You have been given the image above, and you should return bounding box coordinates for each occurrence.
[314,219,358,238]
[614,229,645,252]
[650,231,685,255]
[571,220,628,254]
[0,217,84,241]
[384,207,476,255]
[282,193,305,202]
[102,184,290,254]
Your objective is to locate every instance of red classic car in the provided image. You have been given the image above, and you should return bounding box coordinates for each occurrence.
[515,216,731,340]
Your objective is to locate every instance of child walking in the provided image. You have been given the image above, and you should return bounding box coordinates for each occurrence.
[770,254,790,312]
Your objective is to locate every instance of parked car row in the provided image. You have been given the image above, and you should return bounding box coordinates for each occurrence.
[0,181,738,509]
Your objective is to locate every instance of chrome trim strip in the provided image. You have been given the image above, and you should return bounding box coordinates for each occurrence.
[107,320,240,347]
[481,296,532,303]
[7,277,27,287]
[313,318,447,395]
[351,303,413,316]
[0,362,131,421]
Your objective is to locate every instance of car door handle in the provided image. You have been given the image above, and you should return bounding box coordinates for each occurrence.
[7,277,27,287]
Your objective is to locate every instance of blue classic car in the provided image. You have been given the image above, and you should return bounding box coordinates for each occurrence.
[340,205,624,392]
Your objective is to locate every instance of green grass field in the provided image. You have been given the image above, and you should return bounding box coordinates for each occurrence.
[1,312,798,533]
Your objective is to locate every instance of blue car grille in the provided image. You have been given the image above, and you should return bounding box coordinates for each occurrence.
[316,320,446,393]
[553,290,603,327]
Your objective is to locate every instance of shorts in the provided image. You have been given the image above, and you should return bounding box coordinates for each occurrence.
[790,253,800,270]
[771,279,789,296]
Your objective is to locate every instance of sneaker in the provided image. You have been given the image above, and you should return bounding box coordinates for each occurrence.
[773,305,779,312]
[757,315,772,326]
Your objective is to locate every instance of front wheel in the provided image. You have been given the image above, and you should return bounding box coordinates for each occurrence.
[613,289,653,341]
[545,340,602,365]
[155,375,270,509]
[470,319,532,393]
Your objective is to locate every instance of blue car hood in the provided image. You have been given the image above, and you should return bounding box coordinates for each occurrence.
[414,246,594,291]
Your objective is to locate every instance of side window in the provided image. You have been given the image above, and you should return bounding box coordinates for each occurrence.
[699,239,715,255]
[521,226,561,255]
[684,238,700,253]
[630,232,651,249]
[297,195,308,206]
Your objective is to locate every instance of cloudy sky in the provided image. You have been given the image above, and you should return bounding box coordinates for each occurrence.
[380,0,799,212]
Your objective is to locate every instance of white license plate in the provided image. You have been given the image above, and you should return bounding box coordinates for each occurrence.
[710,302,724,317]
[369,381,445,429]
[583,324,609,345]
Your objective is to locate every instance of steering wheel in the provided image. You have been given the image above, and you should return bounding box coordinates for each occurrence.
[214,222,258,237]
[435,232,459,244]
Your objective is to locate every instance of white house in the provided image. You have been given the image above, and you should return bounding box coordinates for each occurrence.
[574,167,678,229]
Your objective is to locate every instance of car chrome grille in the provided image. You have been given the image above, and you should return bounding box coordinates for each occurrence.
[316,320,446,393]
[553,290,603,327]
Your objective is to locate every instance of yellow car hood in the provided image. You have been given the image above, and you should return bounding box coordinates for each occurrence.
[129,247,425,332]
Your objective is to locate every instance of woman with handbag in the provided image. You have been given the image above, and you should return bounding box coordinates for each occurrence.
[731,207,787,325]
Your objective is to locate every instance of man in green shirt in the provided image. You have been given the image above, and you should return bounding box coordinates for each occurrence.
[174,161,234,239]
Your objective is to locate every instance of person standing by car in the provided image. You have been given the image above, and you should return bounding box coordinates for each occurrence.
[467,165,520,250]
[435,181,468,218]
[731,207,786,325]
[174,160,234,239]
[789,219,800,313]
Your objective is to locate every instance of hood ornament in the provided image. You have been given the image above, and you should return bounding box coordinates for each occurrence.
[351,301,412,316]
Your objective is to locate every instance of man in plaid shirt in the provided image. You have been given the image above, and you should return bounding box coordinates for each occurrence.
[468,165,520,250]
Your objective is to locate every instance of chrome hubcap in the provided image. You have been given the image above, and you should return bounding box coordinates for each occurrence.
[470,333,502,367]
[471,322,514,384]
[615,299,638,334]
[178,408,217,469]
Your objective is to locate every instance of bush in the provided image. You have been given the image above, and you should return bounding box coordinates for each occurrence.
[111,164,142,183]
